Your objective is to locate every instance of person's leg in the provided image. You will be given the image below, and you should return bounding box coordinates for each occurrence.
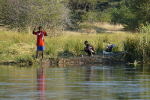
[84,49,88,55]
[42,51,44,59]
[105,48,109,52]
[110,47,113,52]
[90,49,95,56]
[87,50,92,56]
[36,50,39,58]
[85,49,90,56]
[41,46,45,59]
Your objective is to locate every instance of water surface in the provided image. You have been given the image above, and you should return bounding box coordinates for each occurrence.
[0,65,150,100]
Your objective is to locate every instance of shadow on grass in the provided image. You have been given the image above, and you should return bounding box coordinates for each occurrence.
[93,26,107,33]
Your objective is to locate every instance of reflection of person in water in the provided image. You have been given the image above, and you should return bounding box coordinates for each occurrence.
[37,67,46,100]
[85,67,92,81]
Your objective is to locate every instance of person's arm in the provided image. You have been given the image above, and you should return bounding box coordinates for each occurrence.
[44,31,48,36]
[33,28,37,35]
[91,45,95,52]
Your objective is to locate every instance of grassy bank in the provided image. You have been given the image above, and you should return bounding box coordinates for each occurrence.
[0,29,150,65]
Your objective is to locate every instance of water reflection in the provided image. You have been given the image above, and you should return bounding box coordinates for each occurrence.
[85,67,92,81]
[37,67,46,100]
[0,65,150,100]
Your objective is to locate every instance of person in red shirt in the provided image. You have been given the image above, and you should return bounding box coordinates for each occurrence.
[33,26,48,58]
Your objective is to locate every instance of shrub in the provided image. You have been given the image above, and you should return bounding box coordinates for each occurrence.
[124,37,142,62]
[82,11,98,22]
[139,24,150,34]
[15,55,34,65]
[123,35,150,63]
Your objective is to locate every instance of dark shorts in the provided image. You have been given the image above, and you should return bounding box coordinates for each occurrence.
[37,46,45,51]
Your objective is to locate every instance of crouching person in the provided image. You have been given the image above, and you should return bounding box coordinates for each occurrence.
[103,42,115,55]
[84,41,95,56]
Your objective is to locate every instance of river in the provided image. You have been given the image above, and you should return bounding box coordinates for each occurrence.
[0,65,150,100]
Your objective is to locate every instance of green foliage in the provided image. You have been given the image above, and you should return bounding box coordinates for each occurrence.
[111,5,137,30]
[128,0,150,26]
[67,0,110,29]
[29,0,69,29]
[124,38,142,62]
[96,39,103,53]
[139,24,150,34]
[0,0,127,30]
[0,0,30,29]
[46,43,58,57]
[73,40,84,56]
[82,11,98,22]
[3,0,150,31]
[0,0,69,31]
[15,55,34,65]
[124,35,150,63]
[111,0,150,30]
[97,9,112,22]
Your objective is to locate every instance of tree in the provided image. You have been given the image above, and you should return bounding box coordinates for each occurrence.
[0,0,70,31]
[111,0,150,30]
[0,0,30,29]
[128,0,150,26]
[66,0,109,29]
[28,0,70,30]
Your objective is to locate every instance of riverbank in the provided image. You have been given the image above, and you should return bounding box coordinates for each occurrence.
[0,29,150,65]
[0,53,125,67]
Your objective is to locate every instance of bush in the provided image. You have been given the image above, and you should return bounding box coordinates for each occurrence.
[0,0,70,31]
[111,6,137,30]
[139,24,150,34]
[124,37,142,62]
[110,0,150,31]
[82,11,98,22]
[124,35,150,63]
[97,9,113,22]
[15,55,34,65]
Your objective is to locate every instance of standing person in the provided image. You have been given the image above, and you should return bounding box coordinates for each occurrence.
[84,41,95,56]
[33,26,48,58]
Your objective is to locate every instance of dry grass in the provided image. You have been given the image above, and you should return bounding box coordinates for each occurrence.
[78,22,125,34]
[93,22,124,31]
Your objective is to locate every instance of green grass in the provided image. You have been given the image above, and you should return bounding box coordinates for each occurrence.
[0,29,150,64]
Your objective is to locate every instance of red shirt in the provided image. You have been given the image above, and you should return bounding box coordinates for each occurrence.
[33,31,47,46]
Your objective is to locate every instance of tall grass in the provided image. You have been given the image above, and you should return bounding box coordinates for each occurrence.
[1,29,150,64]
[0,30,35,63]
[139,24,150,34]
[124,34,150,63]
